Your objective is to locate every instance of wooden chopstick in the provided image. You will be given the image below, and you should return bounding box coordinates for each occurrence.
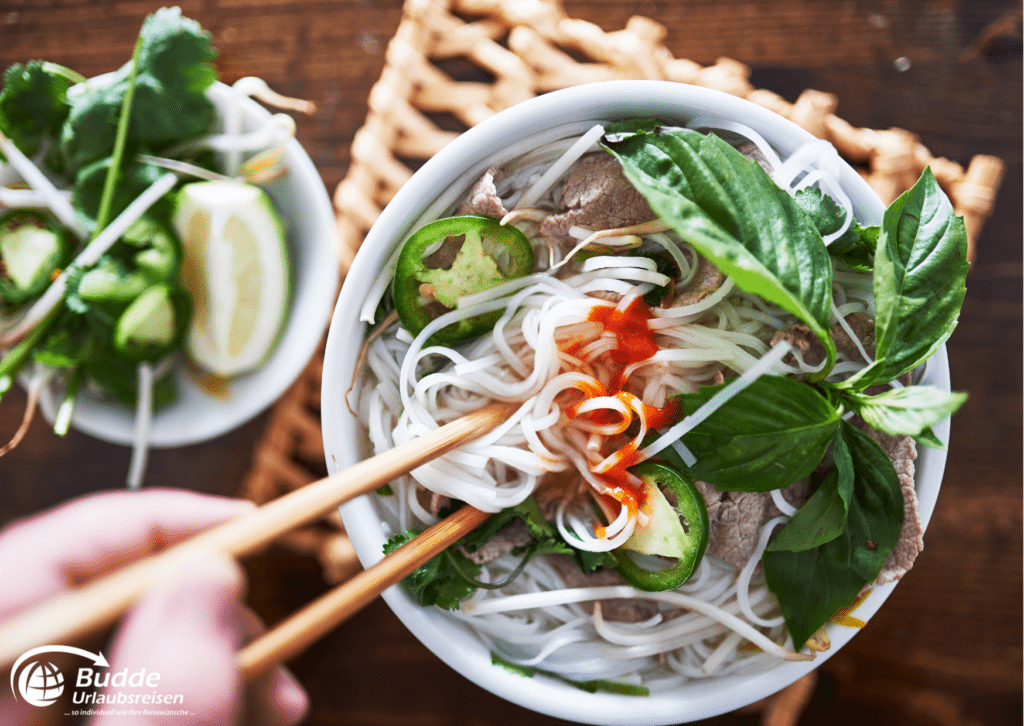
[0,402,515,672]
[237,504,492,680]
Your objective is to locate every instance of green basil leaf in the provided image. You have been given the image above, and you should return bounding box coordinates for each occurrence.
[839,384,966,442]
[841,169,969,390]
[674,376,841,492]
[915,426,945,449]
[603,126,836,378]
[763,420,904,650]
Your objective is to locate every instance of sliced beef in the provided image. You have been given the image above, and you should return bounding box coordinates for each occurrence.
[855,421,923,584]
[693,479,808,569]
[457,167,507,219]
[540,153,655,244]
[771,312,876,367]
[674,254,725,306]
[548,554,660,623]
[734,140,774,175]
[429,492,451,517]
[459,519,533,565]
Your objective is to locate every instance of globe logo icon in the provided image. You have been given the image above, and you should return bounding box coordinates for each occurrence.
[17,661,64,707]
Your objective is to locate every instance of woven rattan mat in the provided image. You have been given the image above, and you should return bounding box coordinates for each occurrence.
[239,0,1004,719]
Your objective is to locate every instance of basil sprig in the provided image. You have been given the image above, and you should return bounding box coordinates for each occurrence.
[836,169,969,391]
[602,120,837,379]
[607,121,970,653]
[763,422,904,650]
[673,376,841,492]
[836,384,967,449]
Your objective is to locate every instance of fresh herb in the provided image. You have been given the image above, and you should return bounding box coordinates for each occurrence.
[0,8,214,417]
[383,530,481,610]
[604,121,969,653]
[384,497,615,609]
[834,384,966,449]
[794,185,878,271]
[671,375,841,492]
[491,652,650,696]
[837,169,970,391]
[60,7,216,176]
[763,421,904,650]
[0,61,80,157]
[602,120,837,378]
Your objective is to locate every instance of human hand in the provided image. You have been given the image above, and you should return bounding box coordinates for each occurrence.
[0,489,308,726]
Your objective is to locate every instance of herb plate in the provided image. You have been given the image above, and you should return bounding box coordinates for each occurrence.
[322,81,950,725]
[33,81,339,447]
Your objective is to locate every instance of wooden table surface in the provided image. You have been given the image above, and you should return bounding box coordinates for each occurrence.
[0,1,1020,724]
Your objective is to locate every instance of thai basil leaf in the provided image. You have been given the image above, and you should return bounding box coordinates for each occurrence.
[763,420,904,650]
[840,169,969,390]
[837,384,966,446]
[767,469,847,552]
[602,124,836,378]
[673,376,841,492]
[915,426,944,449]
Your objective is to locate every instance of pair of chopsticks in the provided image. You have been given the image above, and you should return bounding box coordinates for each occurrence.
[0,402,514,677]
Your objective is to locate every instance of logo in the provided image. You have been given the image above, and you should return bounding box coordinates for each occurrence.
[10,645,187,717]
[17,661,64,707]
[10,646,108,707]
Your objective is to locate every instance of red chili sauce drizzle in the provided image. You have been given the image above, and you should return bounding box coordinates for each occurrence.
[563,298,682,517]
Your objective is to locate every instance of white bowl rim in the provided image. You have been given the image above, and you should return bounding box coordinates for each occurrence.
[31,80,340,447]
[322,80,949,725]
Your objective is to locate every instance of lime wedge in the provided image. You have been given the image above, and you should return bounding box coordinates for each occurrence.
[172,180,290,377]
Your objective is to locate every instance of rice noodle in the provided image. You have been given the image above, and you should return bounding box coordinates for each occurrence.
[352,123,878,687]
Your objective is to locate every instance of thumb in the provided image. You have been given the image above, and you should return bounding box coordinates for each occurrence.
[93,552,246,726]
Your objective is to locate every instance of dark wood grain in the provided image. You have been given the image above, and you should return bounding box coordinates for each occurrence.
[0,1,1019,725]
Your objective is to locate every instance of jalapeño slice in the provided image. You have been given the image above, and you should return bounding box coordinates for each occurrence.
[614,461,710,591]
[392,215,534,344]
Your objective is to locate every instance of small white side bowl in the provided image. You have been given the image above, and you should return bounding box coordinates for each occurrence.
[35,81,340,447]
[321,81,948,725]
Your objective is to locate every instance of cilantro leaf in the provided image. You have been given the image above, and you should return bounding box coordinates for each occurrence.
[383,530,480,610]
[794,185,879,270]
[0,61,78,157]
[60,7,217,174]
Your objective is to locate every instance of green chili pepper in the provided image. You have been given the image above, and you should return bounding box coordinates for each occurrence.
[0,210,68,305]
[614,461,710,591]
[392,215,534,344]
[113,283,192,362]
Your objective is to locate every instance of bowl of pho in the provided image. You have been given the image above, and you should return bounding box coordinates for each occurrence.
[322,80,967,724]
[0,9,339,484]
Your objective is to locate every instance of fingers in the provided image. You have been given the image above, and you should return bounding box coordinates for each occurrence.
[0,489,254,617]
[236,608,309,726]
[92,551,246,726]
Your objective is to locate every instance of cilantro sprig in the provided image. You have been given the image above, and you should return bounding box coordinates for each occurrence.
[383,497,615,611]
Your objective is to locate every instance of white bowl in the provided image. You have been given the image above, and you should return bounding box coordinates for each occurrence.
[321,81,949,725]
[32,81,340,447]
